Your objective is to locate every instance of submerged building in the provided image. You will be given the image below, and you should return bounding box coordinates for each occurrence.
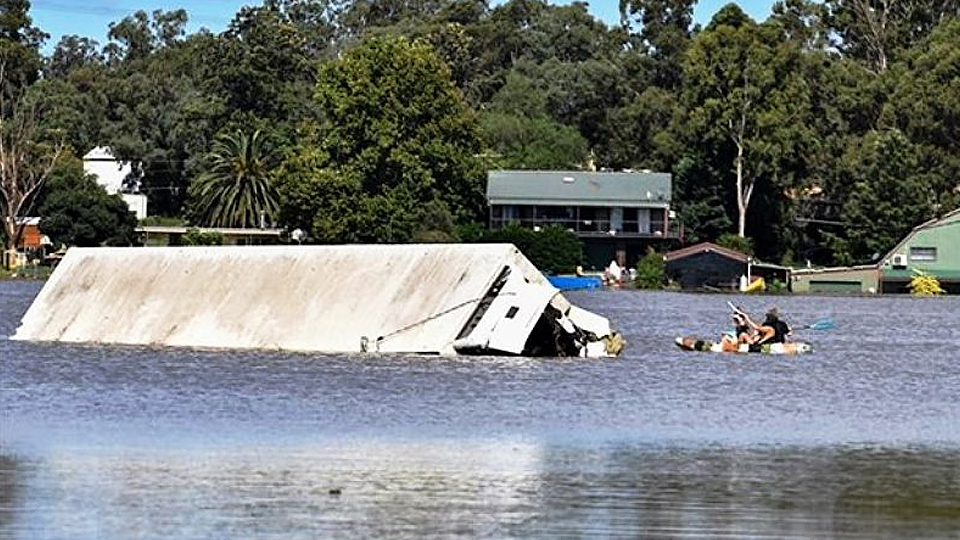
[792,208,960,294]
[13,244,622,357]
[664,242,790,291]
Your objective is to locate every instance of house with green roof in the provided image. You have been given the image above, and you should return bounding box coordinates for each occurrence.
[792,208,960,294]
[486,170,676,269]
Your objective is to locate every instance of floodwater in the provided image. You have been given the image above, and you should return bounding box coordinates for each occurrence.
[2,280,959,539]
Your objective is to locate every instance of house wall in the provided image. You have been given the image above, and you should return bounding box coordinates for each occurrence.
[83,149,147,218]
[121,194,148,220]
[882,214,960,274]
[665,252,745,290]
[490,204,673,269]
[879,212,960,293]
[84,159,131,195]
[791,266,880,294]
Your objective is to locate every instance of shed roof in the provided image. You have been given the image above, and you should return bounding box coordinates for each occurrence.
[664,242,789,270]
[136,225,283,237]
[487,170,671,207]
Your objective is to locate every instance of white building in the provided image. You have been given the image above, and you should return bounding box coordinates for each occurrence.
[82,147,148,220]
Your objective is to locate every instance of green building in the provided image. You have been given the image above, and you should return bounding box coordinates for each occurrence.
[792,208,960,294]
[879,208,960,293]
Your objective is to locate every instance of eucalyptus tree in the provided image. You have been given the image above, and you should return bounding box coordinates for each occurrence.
[101,28,223,217]
[881,18,960,213]
[479,69,590,169]
[0,0,46,89]
[209,2,319,125]
[0,62,65,266]
[831,129,936,264]
[188,130,279,228]
[46,35,103,78]
[103,9,188,64]
[826,0,960,73]
[596,86,678,172]
[619,0,697,89]
[681,5,810,241]
[480,112,589,169]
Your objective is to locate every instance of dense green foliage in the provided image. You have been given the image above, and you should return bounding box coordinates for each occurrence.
[634,248,665,289]
[3,0,960,267]
[181,228,224,246]
[36,157,137,247]
[478,224,583,274]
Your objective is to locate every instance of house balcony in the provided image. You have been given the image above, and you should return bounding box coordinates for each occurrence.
[490,217,679,239]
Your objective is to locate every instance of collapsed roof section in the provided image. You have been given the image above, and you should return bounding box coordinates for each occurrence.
[13,244,623,358]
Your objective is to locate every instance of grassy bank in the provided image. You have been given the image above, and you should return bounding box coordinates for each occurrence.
[0,266,53,281]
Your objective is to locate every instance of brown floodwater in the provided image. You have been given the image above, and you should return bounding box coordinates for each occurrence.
[2,281,959,539]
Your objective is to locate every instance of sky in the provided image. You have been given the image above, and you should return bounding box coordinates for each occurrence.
[30,0,778,52]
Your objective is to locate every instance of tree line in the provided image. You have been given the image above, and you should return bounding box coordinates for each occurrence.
[2,0,959,268]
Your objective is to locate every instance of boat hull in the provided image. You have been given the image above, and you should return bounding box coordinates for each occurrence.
[675,336,812,355]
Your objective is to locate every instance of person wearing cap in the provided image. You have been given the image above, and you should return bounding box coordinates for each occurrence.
[753,307,792,345]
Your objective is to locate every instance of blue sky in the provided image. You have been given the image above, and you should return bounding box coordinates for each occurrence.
[30,0,778,52]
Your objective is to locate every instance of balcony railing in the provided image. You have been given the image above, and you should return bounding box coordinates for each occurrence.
[490,217,676,238]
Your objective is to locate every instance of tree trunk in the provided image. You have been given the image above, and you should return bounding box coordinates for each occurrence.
[0,61,65,269]
[736,142,746,237]
[733,132,753,238]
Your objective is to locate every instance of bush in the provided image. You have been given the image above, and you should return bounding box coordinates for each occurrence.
[634,248,665,289]
[182,228,224,246]
[37,157,138,248]
[478,224,583,274]
[768,278,787,293]
[909,269,944,296]
[411,200,458,243]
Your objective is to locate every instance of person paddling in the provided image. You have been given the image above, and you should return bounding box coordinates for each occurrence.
[720,312,755,351]
[754,307,792,344]
[729,304,792,347]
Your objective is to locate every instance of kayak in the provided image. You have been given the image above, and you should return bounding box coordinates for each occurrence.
[675,336,812,355]
[742,276,765,293]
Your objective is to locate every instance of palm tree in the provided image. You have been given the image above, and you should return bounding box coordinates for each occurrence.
[189,130,279,228]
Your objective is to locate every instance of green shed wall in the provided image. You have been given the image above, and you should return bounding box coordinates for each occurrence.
[791,267,880,294]
[885,213,960,273]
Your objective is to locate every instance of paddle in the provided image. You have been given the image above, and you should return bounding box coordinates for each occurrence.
[726,301,833,331]
[801,318,834,331]
[726,301,747,316]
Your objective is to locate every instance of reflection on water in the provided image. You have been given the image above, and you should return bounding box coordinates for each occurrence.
[2,281,960,539]
[2,443,958,539]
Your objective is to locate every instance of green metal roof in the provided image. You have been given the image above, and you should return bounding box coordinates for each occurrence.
[487,170,672,208]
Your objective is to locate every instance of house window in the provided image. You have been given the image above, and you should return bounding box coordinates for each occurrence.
[910,247,937,261]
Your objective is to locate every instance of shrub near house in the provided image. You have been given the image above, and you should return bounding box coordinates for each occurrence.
[38,158,137,248]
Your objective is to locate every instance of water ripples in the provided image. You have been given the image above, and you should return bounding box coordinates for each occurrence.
[2,282,960,538]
